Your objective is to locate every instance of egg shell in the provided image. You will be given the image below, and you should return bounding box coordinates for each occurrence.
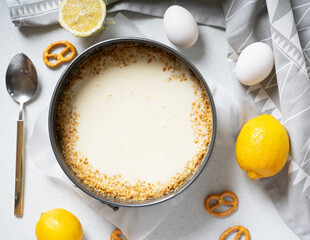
[235,42,274,86]
[163,5,199,48]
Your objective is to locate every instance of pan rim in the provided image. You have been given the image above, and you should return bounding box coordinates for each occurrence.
[48,37,217,208]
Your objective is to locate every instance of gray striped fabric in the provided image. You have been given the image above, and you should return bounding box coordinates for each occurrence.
[220,1,310,238]
[6,0,224,27]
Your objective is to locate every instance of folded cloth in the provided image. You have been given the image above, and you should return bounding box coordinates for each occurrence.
[14,0,310,239]
[220,0,310,239]
[6,0,224,27]
[6,0,118,26]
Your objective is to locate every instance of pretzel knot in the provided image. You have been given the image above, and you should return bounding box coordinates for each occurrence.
[204,191,238,217]
[219,225,250,240]
[110,229,128,240]
[43,40,77,68]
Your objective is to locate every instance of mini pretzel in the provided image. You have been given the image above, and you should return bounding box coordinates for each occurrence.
[219,225,250,240]
[110,229,128,240]
[43,40,76,68]
[204,191,238,217]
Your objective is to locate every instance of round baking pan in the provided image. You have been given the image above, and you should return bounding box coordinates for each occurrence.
[49,38,216,209]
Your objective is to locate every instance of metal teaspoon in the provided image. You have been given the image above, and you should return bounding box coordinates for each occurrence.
[6,53,38,217]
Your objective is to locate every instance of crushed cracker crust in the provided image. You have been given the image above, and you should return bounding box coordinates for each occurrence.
[56,44,213,201]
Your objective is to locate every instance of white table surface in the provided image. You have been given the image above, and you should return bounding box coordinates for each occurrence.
[0,1,300,239]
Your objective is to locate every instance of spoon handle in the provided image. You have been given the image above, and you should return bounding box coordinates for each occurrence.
[14,120,24,217]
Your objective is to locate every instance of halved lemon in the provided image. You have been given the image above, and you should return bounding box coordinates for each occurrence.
[59,0,106,37]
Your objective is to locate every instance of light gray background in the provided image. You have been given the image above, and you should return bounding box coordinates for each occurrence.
[0,1,300,239]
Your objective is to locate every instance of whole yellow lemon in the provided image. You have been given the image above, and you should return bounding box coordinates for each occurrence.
[235,114,290,179]
[35,208,83,240]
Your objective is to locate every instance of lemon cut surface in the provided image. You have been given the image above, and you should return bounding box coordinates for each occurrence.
[59,0,106,37]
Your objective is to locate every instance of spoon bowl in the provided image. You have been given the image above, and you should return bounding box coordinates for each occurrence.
[6,53,38,105]
[6,53,38,217]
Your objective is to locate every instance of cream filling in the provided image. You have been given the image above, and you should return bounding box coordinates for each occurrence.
[72,58,197,184]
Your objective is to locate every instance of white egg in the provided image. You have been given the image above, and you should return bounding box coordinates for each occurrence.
[235,42,274,86]
[163,5,199,48]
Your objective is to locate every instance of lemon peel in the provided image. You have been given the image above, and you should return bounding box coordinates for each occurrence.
[235,114,290,180]
[35,208,83,240]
